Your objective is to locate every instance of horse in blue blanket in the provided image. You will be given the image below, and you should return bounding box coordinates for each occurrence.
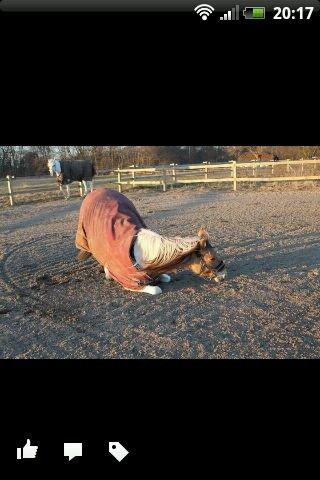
[48,158,96,198]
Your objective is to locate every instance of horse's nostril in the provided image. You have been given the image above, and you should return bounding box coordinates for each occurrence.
[215,270,227,282]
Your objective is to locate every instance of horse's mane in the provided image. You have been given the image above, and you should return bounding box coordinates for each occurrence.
[140,231,200,276]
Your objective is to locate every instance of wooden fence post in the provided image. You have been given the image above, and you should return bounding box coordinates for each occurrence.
[79,181,83,197]
[117,170,122,193]
[171,167,176,189]
[286,159,290,174]
[131,167,135,190]
[6,175,14,206]
[162,169,167,192]
[205,166,208,181]
[232,161,237,191]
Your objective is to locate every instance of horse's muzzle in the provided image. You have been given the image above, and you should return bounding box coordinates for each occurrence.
[213,261,227,282]
[214,269,227,282]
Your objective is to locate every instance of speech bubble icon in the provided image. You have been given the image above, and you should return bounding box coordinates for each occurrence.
[64,443,83,461]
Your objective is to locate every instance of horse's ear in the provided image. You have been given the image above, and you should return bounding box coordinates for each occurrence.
[198,227,209,249]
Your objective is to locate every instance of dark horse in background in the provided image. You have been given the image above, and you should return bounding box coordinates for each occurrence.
[48,158,96,199]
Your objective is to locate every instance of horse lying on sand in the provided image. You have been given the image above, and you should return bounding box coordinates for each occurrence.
[75,188,227,295]
[48,158,95,199]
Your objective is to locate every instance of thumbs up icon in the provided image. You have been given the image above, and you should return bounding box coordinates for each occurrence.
[17,439,38,460]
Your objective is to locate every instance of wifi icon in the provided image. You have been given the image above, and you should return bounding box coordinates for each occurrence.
[194,4,215,21]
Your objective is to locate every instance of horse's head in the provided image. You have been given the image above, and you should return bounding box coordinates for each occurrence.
[188,228,227,283]
[48,158,62,177]
[47,158,56,176]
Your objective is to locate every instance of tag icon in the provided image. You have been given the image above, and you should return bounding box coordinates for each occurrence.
[108,442,129,462]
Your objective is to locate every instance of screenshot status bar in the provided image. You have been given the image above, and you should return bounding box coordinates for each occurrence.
[0,0,319,16]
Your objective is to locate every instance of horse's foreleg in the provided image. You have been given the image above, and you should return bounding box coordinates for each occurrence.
[66,184,70,199]
[82,180,88,196]
[104,265,111,280]
[60,184,68,200]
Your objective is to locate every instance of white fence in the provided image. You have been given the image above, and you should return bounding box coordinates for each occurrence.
[1,159,320,206]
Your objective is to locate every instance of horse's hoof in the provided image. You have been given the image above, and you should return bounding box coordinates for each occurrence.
[158,274,171,283]
[142,285,162,295]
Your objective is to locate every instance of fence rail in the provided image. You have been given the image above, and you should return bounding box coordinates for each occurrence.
[114,159,320,193]
[1,159,320,206]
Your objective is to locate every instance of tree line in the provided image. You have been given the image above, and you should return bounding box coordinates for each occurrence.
[1,146,320,177]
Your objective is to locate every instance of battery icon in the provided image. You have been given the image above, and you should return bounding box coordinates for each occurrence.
[243,7,266,19]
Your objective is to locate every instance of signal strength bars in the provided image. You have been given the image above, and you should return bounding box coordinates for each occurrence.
[220,5,240,21]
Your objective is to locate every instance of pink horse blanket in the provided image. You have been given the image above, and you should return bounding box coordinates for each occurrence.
[75,188,152,290]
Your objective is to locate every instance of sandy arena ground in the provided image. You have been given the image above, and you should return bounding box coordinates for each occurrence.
[0,187,320,358]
